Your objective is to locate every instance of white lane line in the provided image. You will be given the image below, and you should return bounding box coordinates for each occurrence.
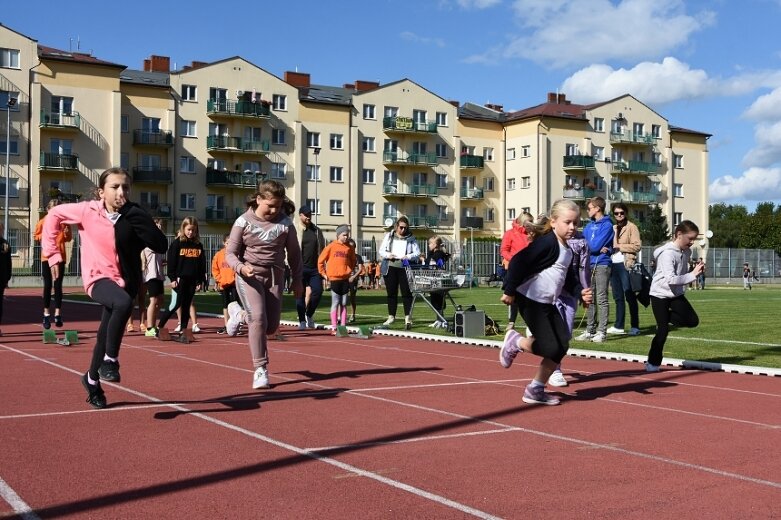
[306,428,519,452]
[0,476,40,520]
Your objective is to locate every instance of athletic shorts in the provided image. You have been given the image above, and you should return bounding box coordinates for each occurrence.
[145,278,164,297]
[330,279,350,296]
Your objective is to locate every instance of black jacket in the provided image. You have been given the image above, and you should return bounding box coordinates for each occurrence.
[115,202,168,298]
[0,237,11,288]
[502,231,583,300]
[166,236,207,284]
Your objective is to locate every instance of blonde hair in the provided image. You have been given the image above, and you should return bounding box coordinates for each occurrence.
[177,216,200,243]
[527,199,580,240]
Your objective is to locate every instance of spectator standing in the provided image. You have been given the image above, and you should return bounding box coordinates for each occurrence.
[607,203,642,336]
[296,206,326,329]
[499,212,533,331]
[378,216,420,330]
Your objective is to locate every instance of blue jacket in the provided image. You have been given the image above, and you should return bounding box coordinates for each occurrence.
[584,215,614,267]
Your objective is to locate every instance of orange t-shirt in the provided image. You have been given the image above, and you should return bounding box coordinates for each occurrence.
[34,216,72,263]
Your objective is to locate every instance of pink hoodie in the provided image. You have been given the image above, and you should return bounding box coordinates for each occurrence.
[42,200,123,296]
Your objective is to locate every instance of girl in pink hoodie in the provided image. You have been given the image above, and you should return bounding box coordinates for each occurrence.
[42,168,167,409]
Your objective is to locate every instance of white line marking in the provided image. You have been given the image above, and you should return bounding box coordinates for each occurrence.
[0,476,40,520]
[306,428,519,452]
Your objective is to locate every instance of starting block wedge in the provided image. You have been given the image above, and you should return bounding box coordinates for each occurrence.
[43,330,58,344]
[356,326,372,339]
[64,330,79,345]
[335,325,350,337]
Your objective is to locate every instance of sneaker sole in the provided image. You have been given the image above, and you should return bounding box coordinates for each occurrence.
[98,371,120,383]
[252,381,271,390]
[522,395,560,406]
[81,377,107,409]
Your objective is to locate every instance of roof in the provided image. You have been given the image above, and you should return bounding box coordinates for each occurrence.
[669,125,712,138]
[119,69,170,88]
[458,102,505,123]
[38,45,125,69]
[300,84,360,106]
[505,99,589,123]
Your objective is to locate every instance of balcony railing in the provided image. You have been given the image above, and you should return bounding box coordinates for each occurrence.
[459,154,484,169]
[40,110,80,130]
[132,166,173,184]
[611,160,658,175]
[562,155,595,169]
[609,131,656,146]
[132,129,174,147]
[204,207,243,223]
[562,186,597,200]
[139,203,172,219]
[39,152,79,171]
[207,99,271,118]
[382,151,438,166]
[382,116,438,134]
[382,183,437,197]
[610,190,663,204]
[409,215,439,228]
[207,135,270,153]
[460,187,484,199]
[206,167,263,188]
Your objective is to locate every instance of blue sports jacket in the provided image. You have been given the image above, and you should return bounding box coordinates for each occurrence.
[584,215,615,267]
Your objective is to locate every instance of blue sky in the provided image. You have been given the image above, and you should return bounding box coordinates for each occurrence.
[6,0,781,211]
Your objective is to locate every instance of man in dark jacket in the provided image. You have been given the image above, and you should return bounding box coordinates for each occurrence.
[296,206,325,329]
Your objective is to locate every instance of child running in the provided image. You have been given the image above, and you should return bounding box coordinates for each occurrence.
[318,225,357,333]
[225,180,303,389]
[646,220,703,372]
[156,217,206,342]
[499,199,593,406]
[212,233,238,334]
[42,167,167,408]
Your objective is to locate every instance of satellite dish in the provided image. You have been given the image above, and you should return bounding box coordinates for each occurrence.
[705,230,714,239]
[383,217,395,228]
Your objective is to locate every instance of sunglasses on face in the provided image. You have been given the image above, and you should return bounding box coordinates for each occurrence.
[613,211,625,216]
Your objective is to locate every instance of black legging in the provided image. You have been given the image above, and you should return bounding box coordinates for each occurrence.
[383,265,412,317]
[648,295,699,366]
[89,279,134,380]
[42,260,65,311]
[157,277,198,330]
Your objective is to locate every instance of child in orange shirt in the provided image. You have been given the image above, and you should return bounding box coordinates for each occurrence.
[317,225,357,332]
[212,233,238,334]
[34,199,73,329]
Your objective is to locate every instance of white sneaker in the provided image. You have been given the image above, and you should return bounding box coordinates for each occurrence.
[306,315,316,329]
[226,302,244,336]
[575,331,593,341]
[382,316,395,326]
[645,363,661,373]
[629,327,641,336]
[591,332,606,343]
[548,370,568,387]
[606,326,625,335]
[438,320,448,329]
[173,323,182,333]
[252,366,270,389]
[191,323,201,333]
[429,320,440,328]
[298,321,307,330]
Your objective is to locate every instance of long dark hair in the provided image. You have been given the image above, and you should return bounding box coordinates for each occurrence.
[612,202,629,229]
[91,167,131,200]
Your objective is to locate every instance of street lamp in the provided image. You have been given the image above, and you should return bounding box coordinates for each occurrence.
[312,147,320,226]
[4,94,17,240]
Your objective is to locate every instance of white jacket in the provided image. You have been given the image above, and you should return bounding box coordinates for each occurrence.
[650,241,696,298]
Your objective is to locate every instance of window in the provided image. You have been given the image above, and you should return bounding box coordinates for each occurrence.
[51,96,74,115]
[209,87,227,101]
[179,193,196,211]
[483,147,494,161]
[384,203,398,219]
[384,170,398,188]
[0,177,19,198]
[180,156,196,173]
[521,145,530,158]
[271,162,287,179]
[142,117,161,133]
[673,154,684,168]
[507,178,516,191]
[306,199,320,216]
[592,146,604,161]
[271,128,286,145]
[1,48,20,69]
[565,143,579,156]
[507,208,516,221]
[362,136,375,152]
[306,164,321,182]
[653,152,662,165]
[507,148,516,160]
[521,176,531,189]
[522,207,531,215]
[307,132,320,148]
[485,208,495,222]
[461,145,475,155]
[330,166,343,183]
[436,173,448,189]
[362,169,375,184]
[0,139,18,155]
[242,161,261,173]
[436,112,447,126]
[50,138,73,156]
[244,126,262,143]
[182,85,197,101]
[435,143,448,158]
[483,177,494,191]
[673,212,682,225]
[412,141,427,156]
[362,201,375,217]
[207,194,225,211]
[363,104,376,119]
[384,106,398,118]
[633,123,644,136]
[120,152,129,170]
[651,124,661,139]
[437,205,448,221]
[120,115,129,133]
[594,117,604,132]
[330,200,344,216]
[673,183,683,197]
[330,134,343,150]
[412,109,427,123]
[180,120,196,137]
[412,172,428,186]
[272,94,287,110]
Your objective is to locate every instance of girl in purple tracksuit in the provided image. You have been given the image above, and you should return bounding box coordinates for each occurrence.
[225,180,303,389]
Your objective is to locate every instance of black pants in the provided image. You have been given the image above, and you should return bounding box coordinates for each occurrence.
[42,260,64,311]
[383,266,412,317]
[158,277,198,330]
[0,286,5,325]
[648,295,699,366]
[518,296,570,364]
[89,279,134,380]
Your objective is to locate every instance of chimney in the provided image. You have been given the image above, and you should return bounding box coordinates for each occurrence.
[284,71,311,88]
[343,83,355,90]
[449,100,460,108]
[144,55,170,72]
[557,93,567,104]
[354,80,380,92]
[190,61,208,70]
[485,103,504,112]
[547,92,557,103]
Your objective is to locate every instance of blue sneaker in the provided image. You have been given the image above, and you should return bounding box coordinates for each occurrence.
[43,315,51,329]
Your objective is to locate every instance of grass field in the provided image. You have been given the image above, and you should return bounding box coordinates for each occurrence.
[68,283,781,369]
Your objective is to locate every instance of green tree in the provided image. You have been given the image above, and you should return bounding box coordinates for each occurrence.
[640,204,669,247]
[708,203,748,248]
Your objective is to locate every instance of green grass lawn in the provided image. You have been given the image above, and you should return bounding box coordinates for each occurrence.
[67,284,781,369]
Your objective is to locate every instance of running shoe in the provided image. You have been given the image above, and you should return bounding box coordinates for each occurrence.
[522,384,560,406]
[252,366,270,389]
[81,374,107,409]
[548,370,568,387]
[500,329,521,368]
[54,315,63,328]
[97,360,121,383]
[43,314,51,330]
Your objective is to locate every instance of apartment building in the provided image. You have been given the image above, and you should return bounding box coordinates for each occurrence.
[1,22,709,270]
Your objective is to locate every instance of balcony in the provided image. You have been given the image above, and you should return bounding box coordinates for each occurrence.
[610,190,663,204]
[206,167,263,189]
[611,160,658,176]
[39,191,82,210]
[39,110,80,131]
[609,131,655,146]
[39,152,79,172]
[133,129,174,147]
[409,215,439,228]
[139,203,172,219]
[204,207,242,223]
[382,151,438,167]
[132,166,173,184]
[382,183,437,198]
[562,186,597,200]
[207,135,270,154]
[459,154,484,169]
[562,155,595,170]
[460,187,484,200]
[382,116,438,134]
[207,99,271,119]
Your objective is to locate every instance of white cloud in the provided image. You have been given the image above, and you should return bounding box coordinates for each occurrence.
[455,0,501,8]
[500,0,714,68]
[741,120,781,168]
[743,87,781,122]
[709,167,781,203]
[400,31,446,48]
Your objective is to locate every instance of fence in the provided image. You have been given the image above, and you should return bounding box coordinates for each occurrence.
[11,232,781,284]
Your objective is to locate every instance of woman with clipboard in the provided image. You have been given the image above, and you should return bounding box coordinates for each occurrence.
[378,216,421,330]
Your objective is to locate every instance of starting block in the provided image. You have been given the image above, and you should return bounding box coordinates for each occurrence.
[335,325,350,337]
[356,326,372,339]
[42,330,57,344]
[43,330,79,345]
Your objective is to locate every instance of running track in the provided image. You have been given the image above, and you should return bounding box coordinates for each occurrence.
[0,290,779,519]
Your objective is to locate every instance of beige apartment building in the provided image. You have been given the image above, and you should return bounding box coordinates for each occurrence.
[1,22,709,270]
